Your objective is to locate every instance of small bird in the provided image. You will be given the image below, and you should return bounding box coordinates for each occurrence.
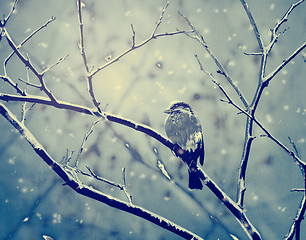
[164,101,204,190]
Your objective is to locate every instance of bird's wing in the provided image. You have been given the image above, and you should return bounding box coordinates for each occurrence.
[189,115,204,165]
[165,117,185,147]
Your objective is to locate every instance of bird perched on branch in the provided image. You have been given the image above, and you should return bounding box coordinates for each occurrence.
[164,101,204,190]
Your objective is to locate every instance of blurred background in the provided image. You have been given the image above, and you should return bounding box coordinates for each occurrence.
[0,0,305,239]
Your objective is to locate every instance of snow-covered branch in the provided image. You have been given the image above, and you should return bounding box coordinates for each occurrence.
[0,101,204,240]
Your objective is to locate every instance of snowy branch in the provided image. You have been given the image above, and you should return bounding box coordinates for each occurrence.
[197,168,261,240]
[89,2,188,79]
[0,92,176,150]
[3,28,58,102]
[267,0,305,52]
[76,0,189,112]
[0,101,204,240]
[181,0,305,238]
[178,11,249,109]
[1,0,305,239]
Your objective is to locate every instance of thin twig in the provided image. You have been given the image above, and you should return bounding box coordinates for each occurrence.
[243,52,262,56]
[77,0,89,73]
[90,2,184,78]
[75,118,103,168]
[4,17,56,67]
[178,11,249,108]
[18,78,41,88]
[291,188,305,193]
[151,1,170,37]
[4,28,58,102]
[196,167,262,239]
[288,137,301,159]
[239,0,264,51]
[85,166,123,189]
[285,190,306,239]
[0,0,18,27]
[264,42,306,84]
[76,0,101,112]
[268,0,305,52]
[0,93,177,152]
[130,24,136,47]
[196,56,305,168]
[122,168,133,204]
[42,54,69,75]
[0,75,25,95]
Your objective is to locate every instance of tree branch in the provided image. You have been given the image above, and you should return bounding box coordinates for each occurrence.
[0,93,174,151]
[239,0,264,50]
[268,0,305,52]
[0,0,18,27]
[3,28,58,102]
[178,11,249,109]
[0,101,204,240]
[76,0,101,111]
[264,42,306,84]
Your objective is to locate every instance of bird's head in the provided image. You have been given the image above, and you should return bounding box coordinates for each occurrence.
[164,101,193,114]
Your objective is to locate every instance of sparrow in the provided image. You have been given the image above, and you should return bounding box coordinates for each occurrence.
[164,101,204,190]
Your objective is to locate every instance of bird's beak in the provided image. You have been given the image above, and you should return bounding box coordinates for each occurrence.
[164,109,171,114]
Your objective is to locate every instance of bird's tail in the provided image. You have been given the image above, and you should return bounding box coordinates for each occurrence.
[188,168,203,190]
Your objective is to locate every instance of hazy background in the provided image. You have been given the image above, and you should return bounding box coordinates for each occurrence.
[0,0,305,239]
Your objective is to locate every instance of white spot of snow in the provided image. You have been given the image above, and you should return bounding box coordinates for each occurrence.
[266,114,273,123]
[8,158,15,165]
[38,42,48,48]
[124,10,132,17]
[283,105,289,111]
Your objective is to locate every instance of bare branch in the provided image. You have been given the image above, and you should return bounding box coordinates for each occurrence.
[291,188,305,193]
[42,54,69,75]
[130,24,136,47]
[285,194,306,240]
[76,0,101,111]
[21,102,35,124]
[268,0,305,52]
[0,75,26,95]
[75,117,103,168]
[239,0,264,51]
[122,168,133,204]
[157,160,171,180]
[0,102,226,240]
[4,17,56,66]
[85,166,124,189]
[18,78,41,89]
[197,59,305,167]
[4,28,58,102]
[243,52,262,56]
[288,137,301,159]
[77,0,89,73]
[90,2,184,78]
[196,167,262,240]
[0,0,18,27]
[0,101,205,240]
[264,42,306,84]
[179,11,249,108]
[236,1,305,210]
[0,93,175,151]
[151,1,170,37]
[196,56,306,212]
[61,149,75,165]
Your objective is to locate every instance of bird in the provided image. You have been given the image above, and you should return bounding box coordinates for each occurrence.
[164,101,204,190]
